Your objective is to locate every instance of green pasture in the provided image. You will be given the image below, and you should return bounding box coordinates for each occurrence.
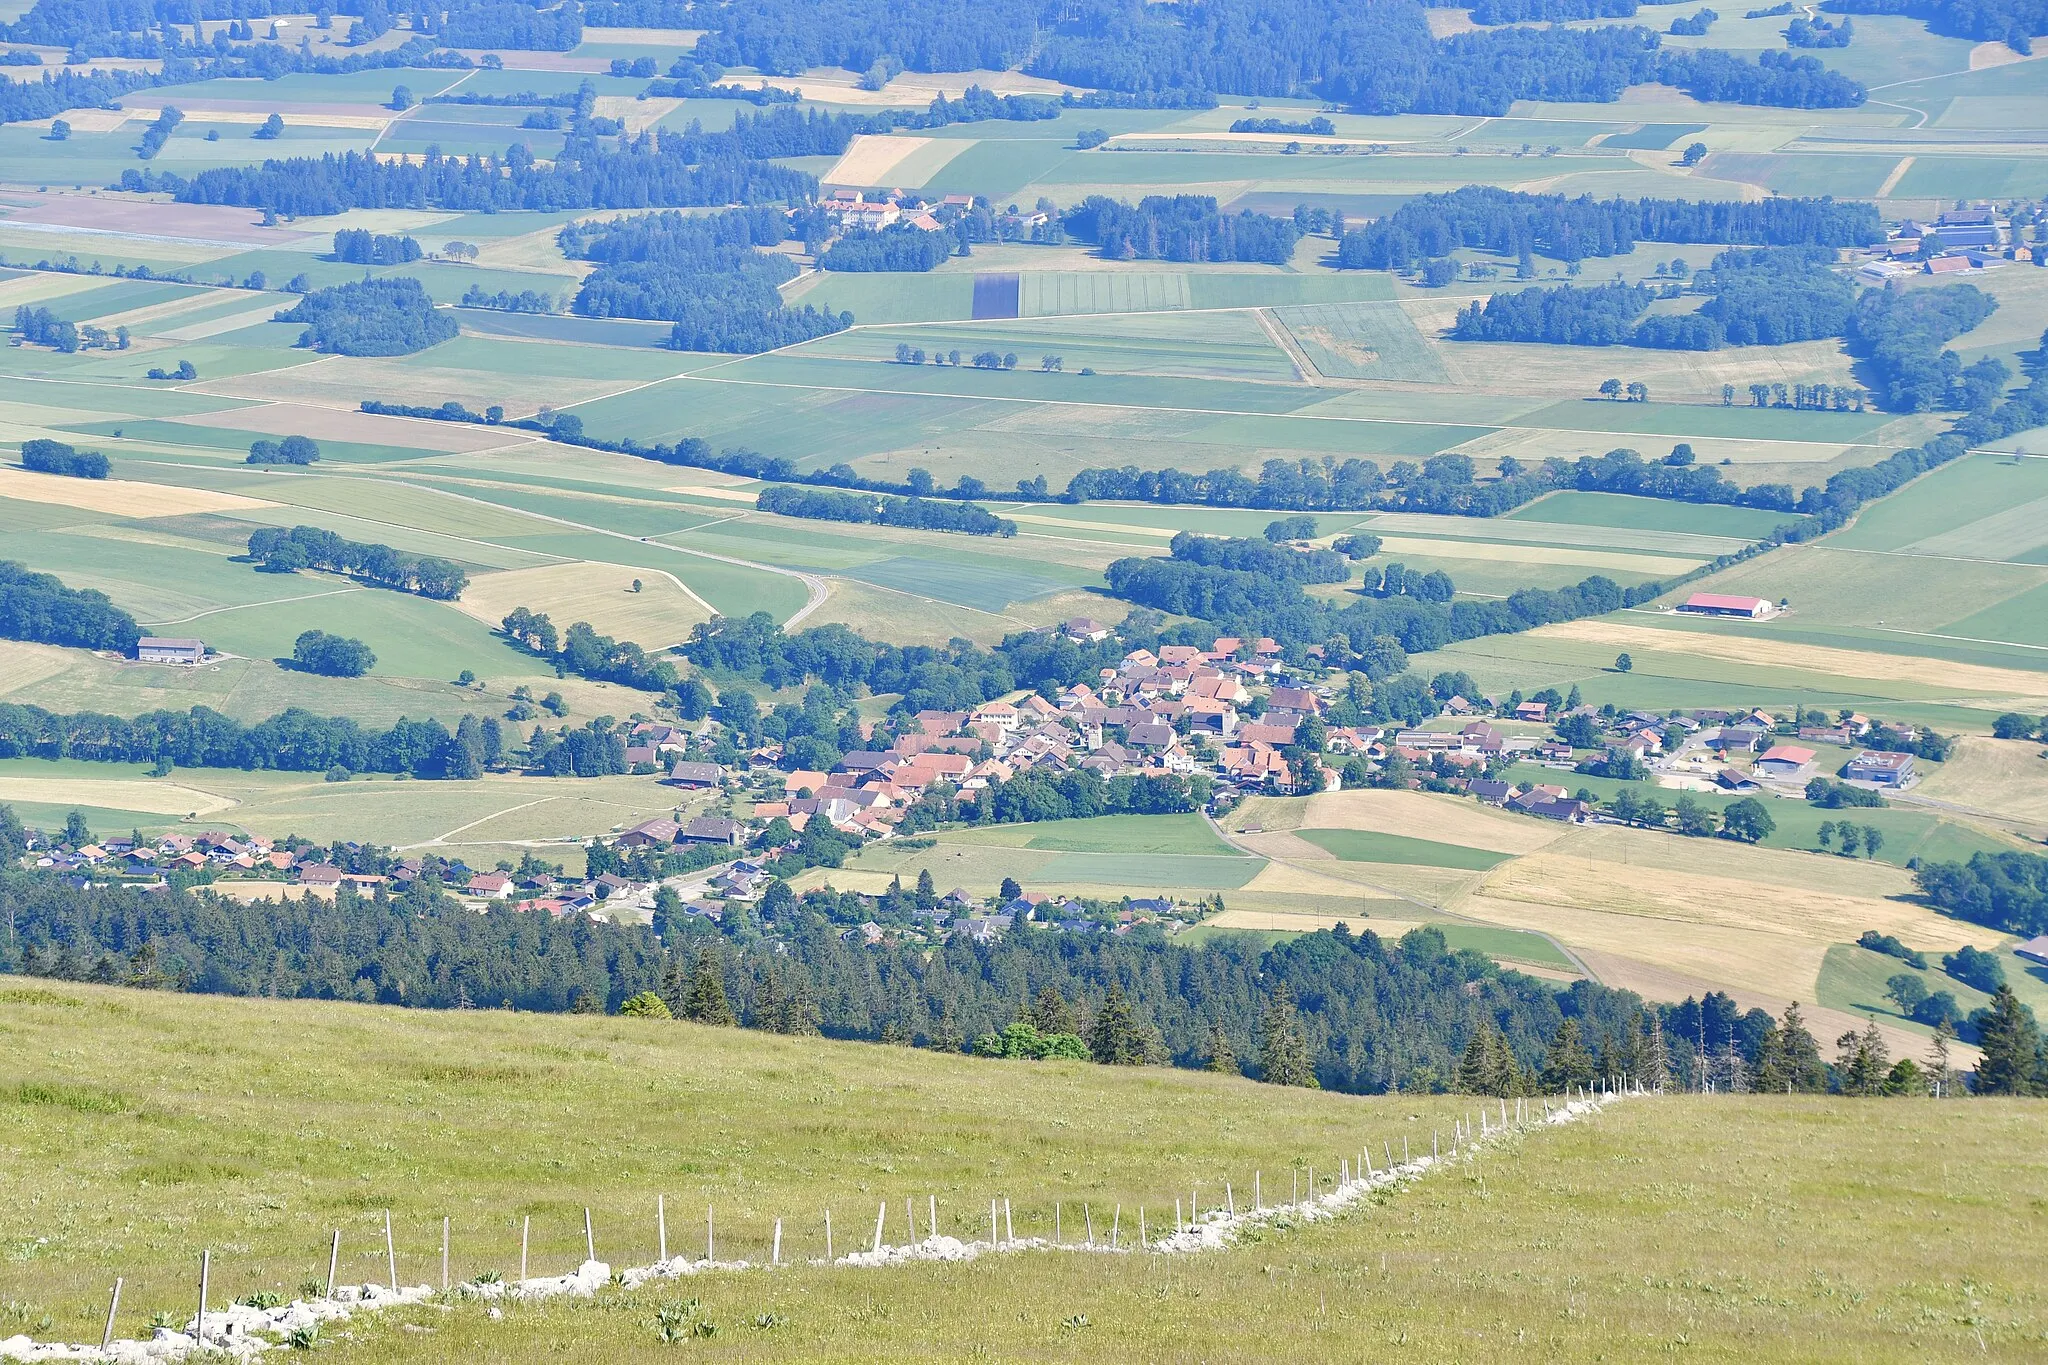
[1817,940,2048,1039]
[69,419,442,466]
[1598,123,1705,151]
[787,271,978,324]
[1831,453,2048,556]
[1505,491,1792,539]
[1295,828,1513,871]
[1017,813,1237,856]
[834,554,1075,612]
[795,311,1301,382]
[1942,580,2048,647]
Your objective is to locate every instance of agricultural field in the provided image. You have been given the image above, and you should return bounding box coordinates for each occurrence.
[1211,785,2045,1062]
[3,982,2045,1363]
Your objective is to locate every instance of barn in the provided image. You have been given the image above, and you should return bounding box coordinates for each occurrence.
[1678,593,1772,619]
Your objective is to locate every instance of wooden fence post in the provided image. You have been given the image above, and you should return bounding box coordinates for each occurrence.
[101,1277,122,1354]
[1110,1204,1119,1251]
[385,1210,397,1291]
[1254,1170,1262,1212]
[441,1216,449,1292]
[872,1201,885,1255]
[327,1230,340,1296]
[1004,1198,1013,1244]
[707,1205,714,1262]
[520,1215,529,1282]
[584,1208,594,1265]
[825,1209,833,1261]
[1084,1204,1094,1247]
[196,1250,210,1346]
[658,1194,667,1264]
[772,1218,782,1266]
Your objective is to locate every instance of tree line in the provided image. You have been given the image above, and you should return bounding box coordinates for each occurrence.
[499,607,682,693]
[0,560,141,654]
[1452,245,1856,350]
[276,278,456,356]
[755,485,1017,535]
[248,525,470,600]
[1916,850,2048,937]
[19,438,108,479]
[170,112,825,218]
[819,225,955,273]
[561,206,849,353]
[1848,283,2002,412]
[1337,185,1881,271]
[332,228,422,265]
[1065,194,1302,265]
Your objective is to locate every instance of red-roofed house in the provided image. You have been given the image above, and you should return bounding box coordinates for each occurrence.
[1755,744,1817,777]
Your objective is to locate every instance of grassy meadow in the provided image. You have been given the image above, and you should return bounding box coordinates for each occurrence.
[2,981,2044,1362]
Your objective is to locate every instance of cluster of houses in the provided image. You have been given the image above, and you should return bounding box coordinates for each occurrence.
[23,828,297,878]
[832,889,1190,949]
[818,187,1053,241]
[1858,205,2035,280]
[1580,706,1924,794]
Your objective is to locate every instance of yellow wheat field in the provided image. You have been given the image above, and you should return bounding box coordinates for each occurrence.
[0,465,273,518]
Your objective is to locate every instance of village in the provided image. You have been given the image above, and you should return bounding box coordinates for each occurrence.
[15,610,1941,951]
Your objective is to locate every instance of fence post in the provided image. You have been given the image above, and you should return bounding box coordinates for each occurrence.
[1054,1202,1062,1246]
[873,1202,885,1255]
[1110,1204,1119,1251]
[520,1216,529,1283]
[385,1210,397,1291]
[584,1208,594,1265]
[1004,1198,1014,1244]
[907,1197,916,1244]
[1255,1170,1262,1212]
[1226,1182,1234,1216]
[1137,1206,1145,1251]
[441,1216,449,1292]
[772,1218,782,1266]
[1175,1197,1183,1231]
[707,1205,715,1263]
[196,1249,210,1347]
[825,1209,833,1262]
[101,1277,122,1354]
[658,1194,667,1264]
[1084,1204,1094,1247]
[327,1230,340,1296]
[929,1196,936,1243]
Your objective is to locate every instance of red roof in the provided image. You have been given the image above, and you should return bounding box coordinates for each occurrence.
[1759,745,1816,765]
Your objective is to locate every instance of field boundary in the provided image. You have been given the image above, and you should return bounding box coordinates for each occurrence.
[14,1092,1628,1360]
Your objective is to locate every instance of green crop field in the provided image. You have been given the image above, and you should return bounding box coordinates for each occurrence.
[1295,828,1514,871]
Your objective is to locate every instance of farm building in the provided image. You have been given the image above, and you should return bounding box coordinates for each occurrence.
[2017,936,2048,969]
[1755,745,1817,778]
[665,760,723,789]
[1844,750,1916,786]
[1678,593,1772,619]
[1924,255,1972,276]
[137,636,206,665]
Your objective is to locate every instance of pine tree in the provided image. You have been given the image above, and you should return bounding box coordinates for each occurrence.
[1257,984,1319,1088]
[1837,1019,1889,1096]
[1087,981,1150,1066]
[1540,1018,1596,1091]
[1457,1020,1517,1096]
[1759,1002,1827,1092]
[1639,1011,1669,1092]
[1973,985,2044,1096]
[1926,1020,1961,1097]
[658,952,687,1017]
[682,949,735,1026]
[1203,1020,1239,1076]
[1029,985,1076,1038]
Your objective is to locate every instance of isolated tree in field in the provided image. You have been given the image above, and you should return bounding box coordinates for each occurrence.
[1203,1019,1239,1075]
[255,112,284,139]
[1720,797,1775,843]
[1862,825,1884,859]
[1680,141,1708,166]
[1971,986,2043,1095]
[1614,652,1632,673]
[1837,823,1860,856]
[292,629,375,677]
[1885,972,1928,1016]
[390,84,414,110]
[1599,378,1622,399]
[683,948,736,1026]
[1540,1017,1596,1091]
[1256,983,1318,1087]
[1755,1001,1827,1092]
[48,118,69,141]
[1817,820,1834,849]
[1087,980,1151,1066]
